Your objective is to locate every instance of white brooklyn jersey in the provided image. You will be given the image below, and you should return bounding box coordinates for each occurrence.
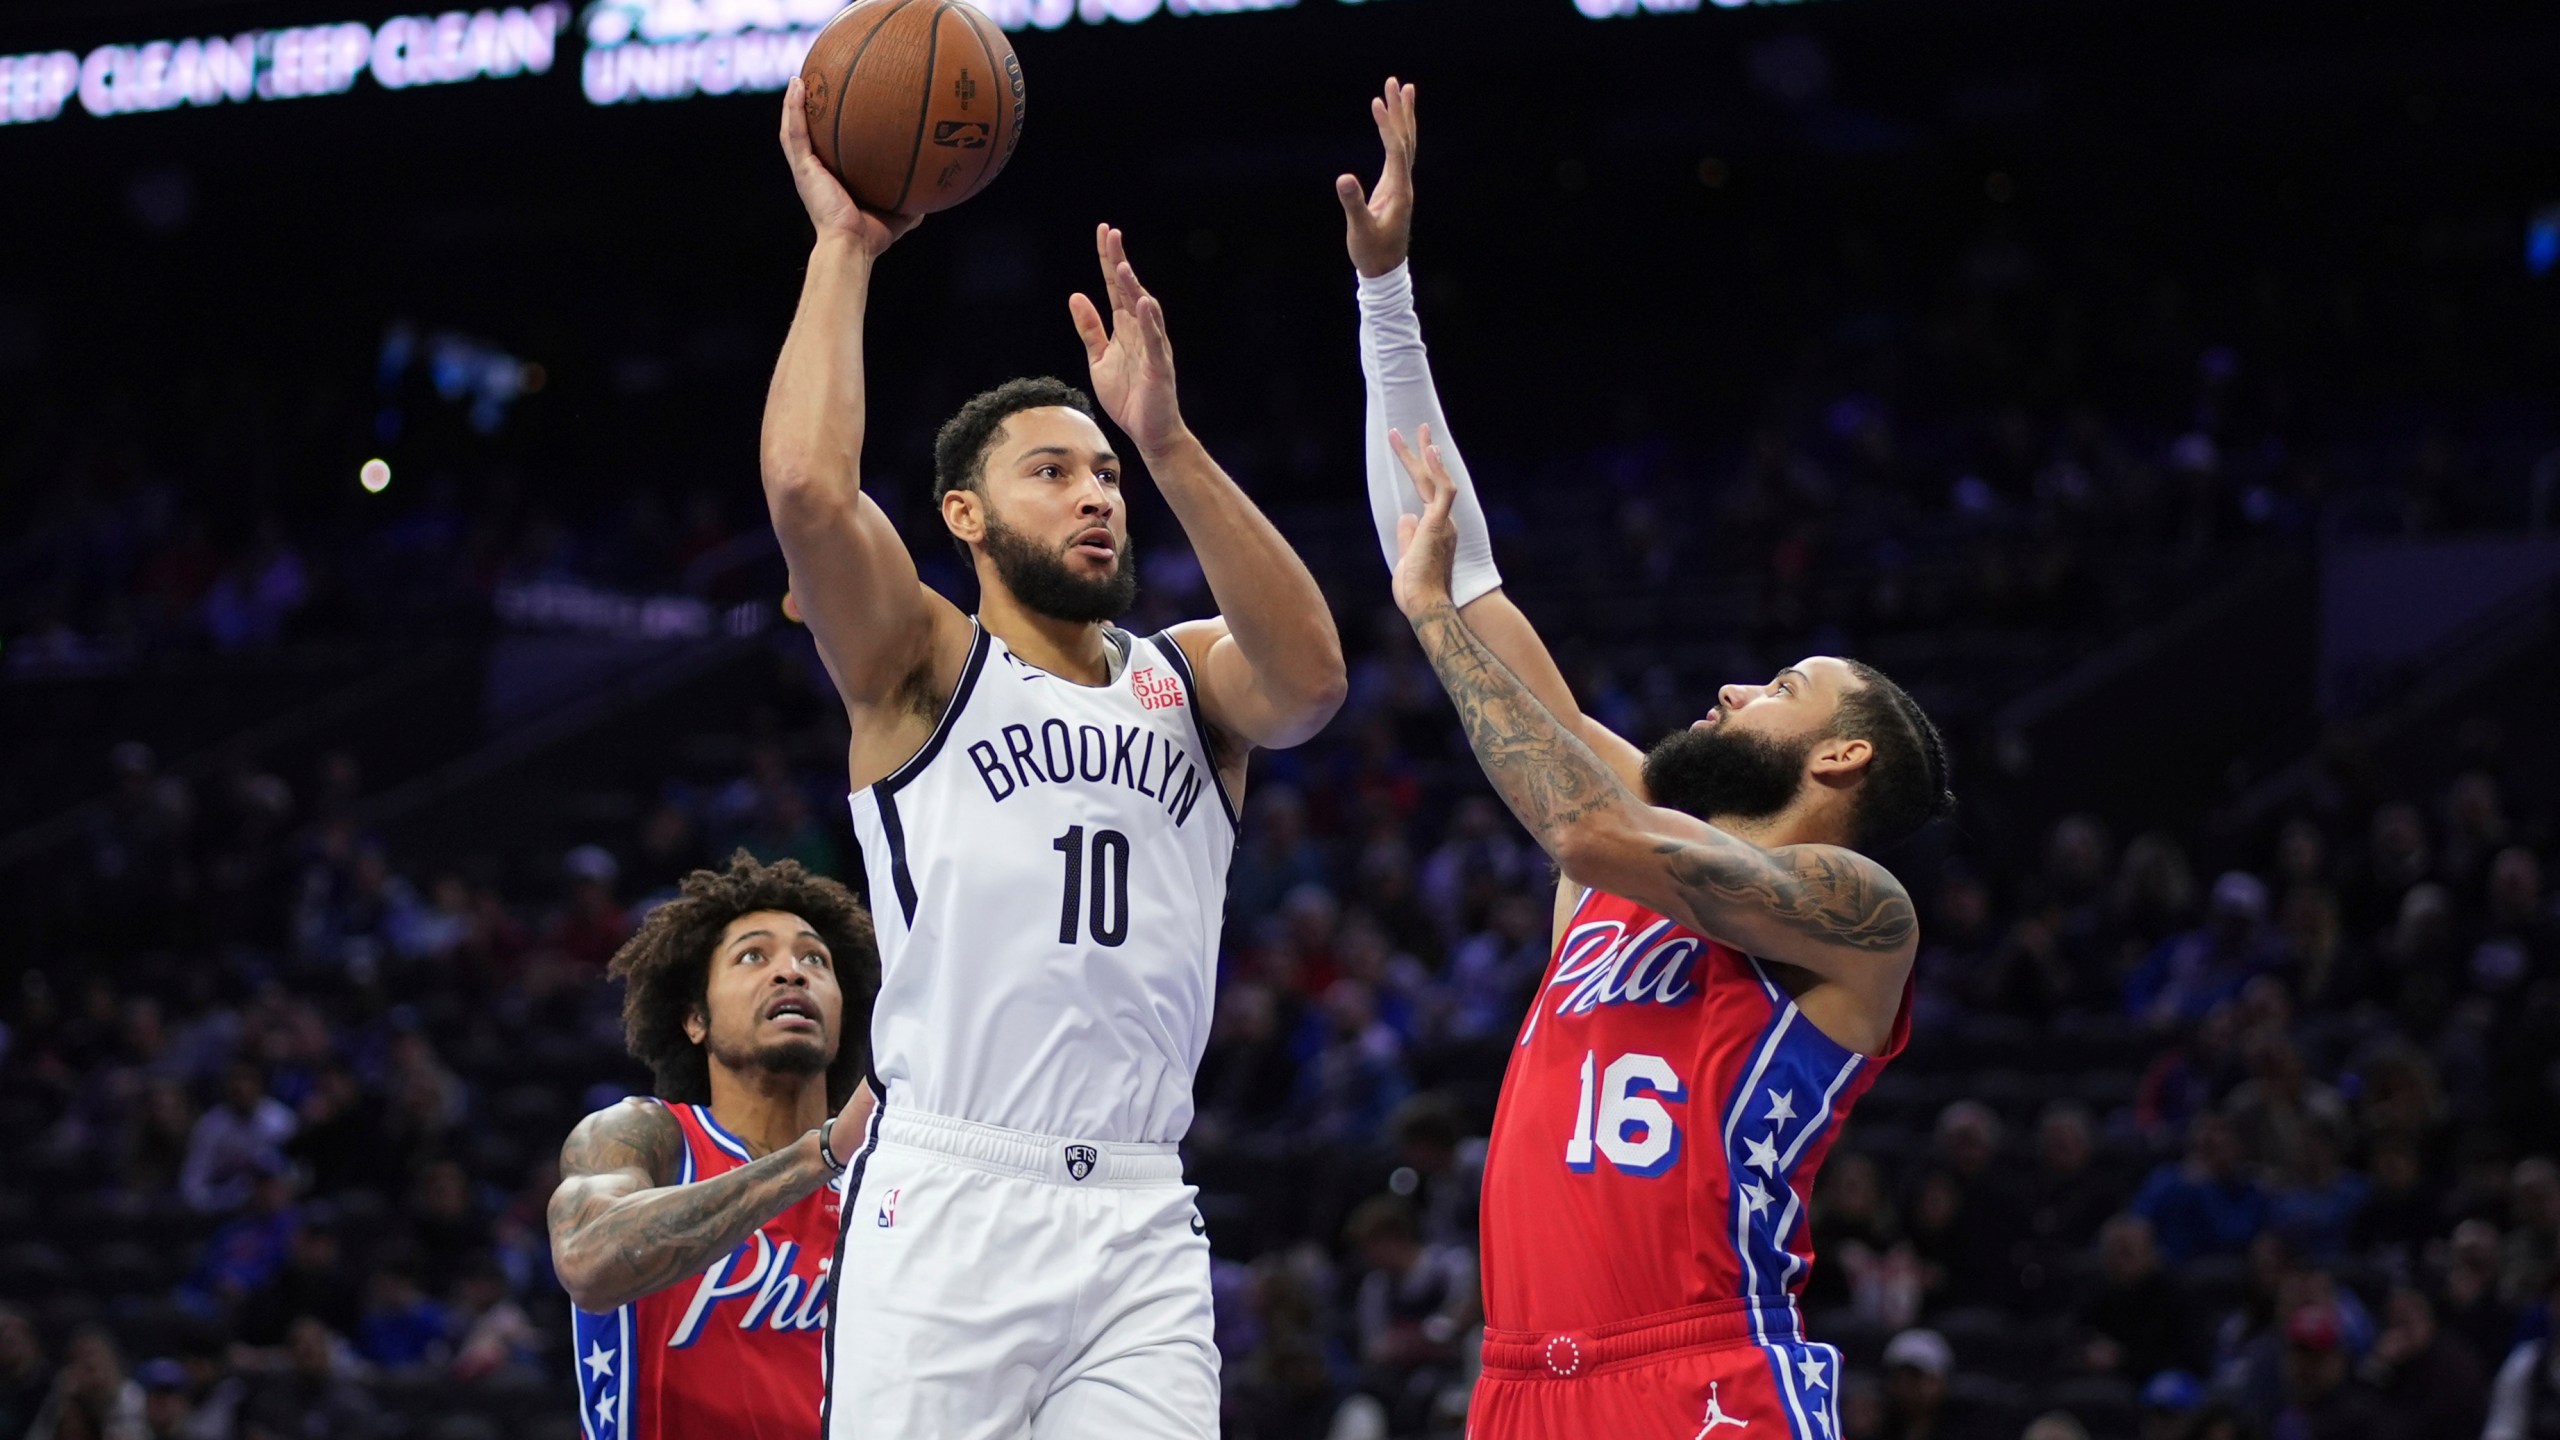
[848,622,1237,1145]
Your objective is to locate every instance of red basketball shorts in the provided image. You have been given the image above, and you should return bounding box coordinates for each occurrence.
[1467,1300,1845,1440]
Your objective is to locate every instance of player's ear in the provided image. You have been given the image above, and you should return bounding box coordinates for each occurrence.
[1808,735,1873,784]
[942,486,984,545]
[683,1007,707,1046]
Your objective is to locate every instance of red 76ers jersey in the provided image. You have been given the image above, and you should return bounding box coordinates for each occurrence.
[1478,888,1909,1334]
[572,1102,841,1440]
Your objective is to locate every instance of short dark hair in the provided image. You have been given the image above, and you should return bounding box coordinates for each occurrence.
[606,850,878,1108]
[931,376,1100,505]
[1832,661,1954,851]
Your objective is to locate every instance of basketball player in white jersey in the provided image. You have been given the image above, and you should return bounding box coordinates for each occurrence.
[764,83,1348,1439]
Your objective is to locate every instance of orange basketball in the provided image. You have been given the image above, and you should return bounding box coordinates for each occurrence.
[798,0,1025,218]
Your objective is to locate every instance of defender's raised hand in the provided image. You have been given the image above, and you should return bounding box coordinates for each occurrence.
[1070,224,1188,455]
[780,77,918,256]
[1388,425,1460,616]
[1337,77,1418,279]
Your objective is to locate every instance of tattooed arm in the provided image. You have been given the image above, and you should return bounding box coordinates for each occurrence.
[547,1098,848,1314]
[1385,430,1917,978]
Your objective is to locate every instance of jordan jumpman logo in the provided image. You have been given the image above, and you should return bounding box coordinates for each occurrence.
[1694,1381,1749,1435]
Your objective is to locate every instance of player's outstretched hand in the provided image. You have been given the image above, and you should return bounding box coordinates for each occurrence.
[1071,224,1188,455]
[1337,77,1417,279]
[781,78,918,257]
[1388,425,1460,616]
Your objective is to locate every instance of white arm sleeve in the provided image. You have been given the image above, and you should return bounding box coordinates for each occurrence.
[1359,262,1502,607]
[2482,1344,2538,1440]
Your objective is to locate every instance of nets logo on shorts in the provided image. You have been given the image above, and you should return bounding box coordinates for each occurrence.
[1063,1145,1098,1182]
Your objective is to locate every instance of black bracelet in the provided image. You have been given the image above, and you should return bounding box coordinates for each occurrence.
[816,1118,848,1176]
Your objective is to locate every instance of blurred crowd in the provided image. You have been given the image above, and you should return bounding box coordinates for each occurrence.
[3,348,2533,683]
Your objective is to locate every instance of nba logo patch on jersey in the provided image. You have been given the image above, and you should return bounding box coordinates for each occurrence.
[876,1188,900,1228]
[1063,1145,1098,1182]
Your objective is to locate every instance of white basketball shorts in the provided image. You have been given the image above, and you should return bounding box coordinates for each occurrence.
[822,1106,1217,1440]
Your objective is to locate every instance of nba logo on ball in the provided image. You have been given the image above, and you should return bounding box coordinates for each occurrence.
[1063,1145,1098,1182]
[799,0,1025,217]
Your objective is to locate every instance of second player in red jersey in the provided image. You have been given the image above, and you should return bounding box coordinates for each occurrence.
[548,854,881,1440]
[574,1100,844,1440]
[1341,79,1953,1439]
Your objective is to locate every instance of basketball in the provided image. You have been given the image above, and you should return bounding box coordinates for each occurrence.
[798,0,1026,218]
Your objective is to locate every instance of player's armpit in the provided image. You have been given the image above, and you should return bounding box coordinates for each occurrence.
[547,1099,837,1314]
[1173,617,1344,755]
[1548,871,1587,953]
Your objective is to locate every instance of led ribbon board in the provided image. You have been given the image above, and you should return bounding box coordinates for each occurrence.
[0,5,569,124]
[0,0,1776,126]
[581,0,1302,106]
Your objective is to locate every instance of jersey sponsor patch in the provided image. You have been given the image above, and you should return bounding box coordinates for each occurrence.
[1129,666,1186,711]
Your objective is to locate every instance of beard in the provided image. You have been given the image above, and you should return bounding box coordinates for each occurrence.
[1641,721,1814,824]
[707,1027,829,1079]
[981,510,1138,623]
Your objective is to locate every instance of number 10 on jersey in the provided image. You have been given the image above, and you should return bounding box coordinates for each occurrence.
[1052,825,1132,947]
[1566,1051,1685,1177]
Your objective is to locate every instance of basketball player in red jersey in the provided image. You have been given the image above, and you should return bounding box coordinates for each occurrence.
[1343,82,1953,1439]
[548,853,880,1439]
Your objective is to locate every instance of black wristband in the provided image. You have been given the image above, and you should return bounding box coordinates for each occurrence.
[816,1118,848,1176]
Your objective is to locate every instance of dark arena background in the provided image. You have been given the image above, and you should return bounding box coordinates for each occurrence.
[5,0,2560,1436]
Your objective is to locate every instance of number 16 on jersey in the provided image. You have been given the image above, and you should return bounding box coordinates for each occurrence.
[1565,1051,1685,1177]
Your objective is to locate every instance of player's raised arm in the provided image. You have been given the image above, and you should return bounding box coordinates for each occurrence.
[1071,224,1347,750]
[1387,431,1918,981]
[761,80,967,718]
[1338,78,1646,791]
[547,1088,871,1314]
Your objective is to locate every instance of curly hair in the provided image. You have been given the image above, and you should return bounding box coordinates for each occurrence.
[606,851,878,1108]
